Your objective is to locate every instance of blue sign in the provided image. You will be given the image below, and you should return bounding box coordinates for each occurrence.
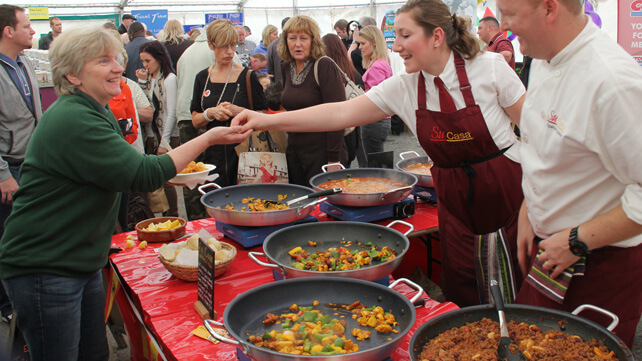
[204,12,243,25]
[132,9,168,36]
[227,12,243,25]
[183,24,204,34]
[382,10,396,50]
[205,13,226,24]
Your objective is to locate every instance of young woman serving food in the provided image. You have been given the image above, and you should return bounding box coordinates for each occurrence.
[233,0,526,307]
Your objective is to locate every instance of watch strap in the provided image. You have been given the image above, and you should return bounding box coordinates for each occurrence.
[569,226,591,257]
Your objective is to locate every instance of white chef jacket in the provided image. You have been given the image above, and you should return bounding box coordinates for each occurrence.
[367,50,525,163]
[520,19,642,248]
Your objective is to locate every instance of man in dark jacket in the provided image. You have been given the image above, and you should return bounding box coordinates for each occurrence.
[37,16,61,50]
[118,14,136,34]
[124,22,151,81]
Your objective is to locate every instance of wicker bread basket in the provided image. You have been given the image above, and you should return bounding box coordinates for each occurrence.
[159,241,237,282]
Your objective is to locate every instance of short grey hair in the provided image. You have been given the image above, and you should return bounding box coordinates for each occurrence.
[49,25,123,96]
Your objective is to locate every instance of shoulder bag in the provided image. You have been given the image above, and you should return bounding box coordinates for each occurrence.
[313,56,365,135]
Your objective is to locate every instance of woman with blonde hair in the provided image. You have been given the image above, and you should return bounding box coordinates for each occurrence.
[0,25,248,360]
[275,15,346,185]
[190,19,267,187]
[159,18,194,69]
[234,0,525,307]
[356,25,393,166]
[252,24,278,58]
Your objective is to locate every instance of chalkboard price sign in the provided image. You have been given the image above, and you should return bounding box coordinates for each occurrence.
[197,237,215,318]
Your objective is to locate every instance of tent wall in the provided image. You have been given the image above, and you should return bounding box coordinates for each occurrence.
[20,0,619,59]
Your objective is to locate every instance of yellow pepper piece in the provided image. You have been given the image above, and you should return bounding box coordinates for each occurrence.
[288,247,303,256]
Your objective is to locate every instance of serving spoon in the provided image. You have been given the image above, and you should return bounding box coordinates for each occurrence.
[490,280,526,361]
[265,188,342,207]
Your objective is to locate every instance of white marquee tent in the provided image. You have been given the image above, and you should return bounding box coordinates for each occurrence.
[7,0,620,62]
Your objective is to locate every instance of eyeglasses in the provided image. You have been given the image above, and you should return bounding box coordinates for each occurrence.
[215,44,237,50]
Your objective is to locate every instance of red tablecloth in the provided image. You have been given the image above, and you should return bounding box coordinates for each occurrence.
[108,202,456,361]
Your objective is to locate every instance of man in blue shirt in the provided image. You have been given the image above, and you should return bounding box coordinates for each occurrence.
[0,4,43,323]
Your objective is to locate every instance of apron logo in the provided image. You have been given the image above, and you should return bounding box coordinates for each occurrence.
[204,90,211,97]
[546,110,565,136]
[431,126,474,142]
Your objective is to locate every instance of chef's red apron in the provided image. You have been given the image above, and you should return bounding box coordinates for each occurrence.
[415,53,524,306]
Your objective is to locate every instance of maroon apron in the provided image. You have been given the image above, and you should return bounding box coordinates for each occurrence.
[516,242,642,347]
[415,53,524,306]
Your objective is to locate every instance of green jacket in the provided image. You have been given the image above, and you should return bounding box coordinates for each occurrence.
[0,92,176,279]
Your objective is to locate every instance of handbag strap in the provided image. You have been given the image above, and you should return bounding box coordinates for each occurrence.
[248,131,255,152]
[264,131,278,152]
[313,56,354,87]
[245,69,254,110]
[247,131,276,153]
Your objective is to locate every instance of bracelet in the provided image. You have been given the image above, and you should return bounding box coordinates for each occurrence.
[202,108,213,122]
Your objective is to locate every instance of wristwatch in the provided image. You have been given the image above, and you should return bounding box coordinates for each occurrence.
[568,226,591,257]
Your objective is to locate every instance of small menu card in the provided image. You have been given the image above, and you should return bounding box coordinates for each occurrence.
[196,229,216,319]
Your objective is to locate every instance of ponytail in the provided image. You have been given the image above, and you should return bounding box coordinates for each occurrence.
[450,14,480,60]
[399,0,481,60]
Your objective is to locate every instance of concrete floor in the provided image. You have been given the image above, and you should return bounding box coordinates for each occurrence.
[1,129,640,360]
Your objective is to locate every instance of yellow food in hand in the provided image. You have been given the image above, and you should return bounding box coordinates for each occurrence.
[145,219,182,231]
[179,161,207,174]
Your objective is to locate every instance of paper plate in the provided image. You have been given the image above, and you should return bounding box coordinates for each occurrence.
[167,164,216,186]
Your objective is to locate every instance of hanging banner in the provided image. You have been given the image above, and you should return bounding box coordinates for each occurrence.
[227,12,243,25]
[618,0,642,65]
[183,24,204,34]
[28,7,49,20]
[204,12,243,25]
[131,9,168,37]
[381,10,396,50]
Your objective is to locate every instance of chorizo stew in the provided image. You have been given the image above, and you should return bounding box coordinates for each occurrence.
[418,317,619,360]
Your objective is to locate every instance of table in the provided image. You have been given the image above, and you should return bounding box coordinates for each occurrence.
[108,201,456,361]
[39,85,57,110]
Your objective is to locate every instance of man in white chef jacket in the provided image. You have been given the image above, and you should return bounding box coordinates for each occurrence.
[497,0,642,347]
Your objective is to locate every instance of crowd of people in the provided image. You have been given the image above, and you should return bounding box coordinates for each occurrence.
[0,0,641,359]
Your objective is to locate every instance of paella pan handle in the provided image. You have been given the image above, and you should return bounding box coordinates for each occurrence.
[572,304,619,331]
[385,220,414,236]
[389,278,424,305]
[381,185,414,200]
[204,319,241,346]
[321,163,346,172]
[399,151,420,160]
[299,197,329,213]
[248,251,282,271]
[198,183,221,195]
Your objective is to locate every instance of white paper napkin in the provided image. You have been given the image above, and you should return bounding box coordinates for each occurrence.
[183,173,219,190]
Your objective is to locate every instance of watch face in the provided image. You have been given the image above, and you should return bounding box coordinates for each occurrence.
[570,244,583,256]
[570,240,588,256]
